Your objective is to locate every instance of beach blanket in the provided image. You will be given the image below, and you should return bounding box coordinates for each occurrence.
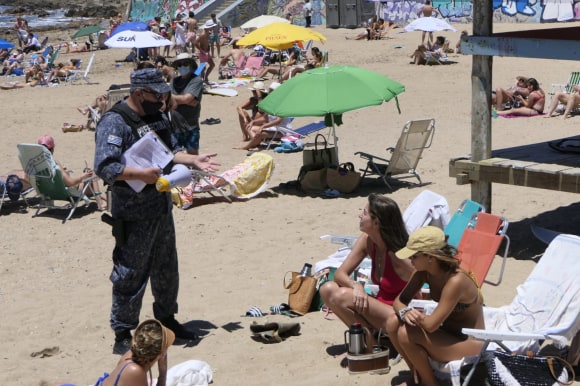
[500,113,545,118]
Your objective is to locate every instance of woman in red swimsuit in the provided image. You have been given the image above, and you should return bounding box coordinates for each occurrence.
[497,77,545,117]
[320,194,414,338]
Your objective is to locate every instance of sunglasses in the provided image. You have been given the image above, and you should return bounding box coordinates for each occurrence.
[142,88,167,101]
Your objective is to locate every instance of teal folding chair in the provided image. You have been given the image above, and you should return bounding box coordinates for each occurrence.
[443,199,485,249]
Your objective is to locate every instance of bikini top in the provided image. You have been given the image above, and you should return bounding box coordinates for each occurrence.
[451,270,482,313]
[93,360,139,386]
[431,270,482,313]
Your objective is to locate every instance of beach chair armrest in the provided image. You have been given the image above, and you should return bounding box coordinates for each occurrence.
[320,234,358,249]
[355,151,390,164]
[462,328,546,342]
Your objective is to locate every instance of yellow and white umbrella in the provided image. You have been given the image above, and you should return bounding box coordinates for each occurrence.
[237,22,326,50]
[241,15,290,31]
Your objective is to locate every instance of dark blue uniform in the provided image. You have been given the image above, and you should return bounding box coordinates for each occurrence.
[94,101,184,333]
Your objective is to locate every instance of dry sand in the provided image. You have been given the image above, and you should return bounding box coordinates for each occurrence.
[1,22,579,385]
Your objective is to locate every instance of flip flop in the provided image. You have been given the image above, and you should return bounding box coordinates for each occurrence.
[244,306,266,317]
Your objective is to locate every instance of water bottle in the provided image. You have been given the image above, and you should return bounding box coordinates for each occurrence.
[344,322,366,355]
[155,164,192,192]
[299,263,312,277]
[492,107,498,119]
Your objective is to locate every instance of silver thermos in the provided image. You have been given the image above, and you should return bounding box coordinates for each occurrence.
[344,322,365,355]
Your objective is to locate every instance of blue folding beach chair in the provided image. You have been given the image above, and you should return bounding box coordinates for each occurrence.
[444,199,485,249]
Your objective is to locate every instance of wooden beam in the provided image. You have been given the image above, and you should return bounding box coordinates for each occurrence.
[470,0,493,211]
[450,158,580,194]
[461,36,580,61]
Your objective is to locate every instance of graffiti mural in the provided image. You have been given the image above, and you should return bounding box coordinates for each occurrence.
[381,0,579,23]
[130,0,212,22]
[129,0,580,25]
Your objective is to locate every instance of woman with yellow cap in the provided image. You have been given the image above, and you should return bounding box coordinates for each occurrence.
[387,226,484,386]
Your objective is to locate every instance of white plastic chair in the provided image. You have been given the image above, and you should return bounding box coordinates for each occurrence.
[67,52,95,84]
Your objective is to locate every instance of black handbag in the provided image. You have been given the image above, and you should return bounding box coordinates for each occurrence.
[483,351,575,386]
[302,134,337,168]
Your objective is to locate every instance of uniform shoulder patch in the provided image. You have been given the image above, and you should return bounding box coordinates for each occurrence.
[107,134,122,147]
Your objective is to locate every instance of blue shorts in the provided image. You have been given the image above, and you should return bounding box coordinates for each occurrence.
[175,128,200,151]
[210,35,220,44]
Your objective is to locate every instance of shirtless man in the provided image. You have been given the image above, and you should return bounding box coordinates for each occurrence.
[417,0,439,45]
[185,11,198,54]
[209,13,222,58]
[196,21,215,83]
[13,17,29,48]
[218,42,245,68]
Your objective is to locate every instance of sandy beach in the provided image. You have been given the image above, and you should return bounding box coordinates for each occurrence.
[1,21,579,385]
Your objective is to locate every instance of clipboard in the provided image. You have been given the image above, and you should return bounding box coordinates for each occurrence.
[121,131,174,192]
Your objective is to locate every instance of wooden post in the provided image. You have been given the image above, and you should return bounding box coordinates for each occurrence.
[471,0,493,212]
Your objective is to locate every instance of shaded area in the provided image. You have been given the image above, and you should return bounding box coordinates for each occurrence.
[507,202,580,260]
[492,135,580,168]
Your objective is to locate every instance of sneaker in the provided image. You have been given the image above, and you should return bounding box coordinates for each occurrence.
[113,329,132,355]
[158,316,198,341]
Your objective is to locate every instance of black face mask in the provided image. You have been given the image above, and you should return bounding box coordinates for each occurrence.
[140,100,164,115]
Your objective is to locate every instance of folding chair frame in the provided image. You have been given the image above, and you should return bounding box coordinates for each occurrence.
[18,143,99,223]
[190,170,233,203]
[355,118,435,191]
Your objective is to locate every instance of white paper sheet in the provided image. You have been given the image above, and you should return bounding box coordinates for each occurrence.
[121,131,173,192]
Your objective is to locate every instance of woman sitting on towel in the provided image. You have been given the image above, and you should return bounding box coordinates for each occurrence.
[387,226,484,386]
[497,77,545,117]
[47,319,174,386]
[320,194,414,342]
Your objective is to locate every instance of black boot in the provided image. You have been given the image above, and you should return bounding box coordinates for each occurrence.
[158,316,198,341]
[113,329,132,355]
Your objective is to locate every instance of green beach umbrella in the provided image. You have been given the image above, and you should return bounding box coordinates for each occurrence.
[72,25,104,39]
[258,65,405,161]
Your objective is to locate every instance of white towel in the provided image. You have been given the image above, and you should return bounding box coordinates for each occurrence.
[165,360,213,386]
[403,189,451,234]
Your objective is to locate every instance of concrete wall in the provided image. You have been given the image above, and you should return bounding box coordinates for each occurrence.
[382,0,580,24]
[130,0,580,25]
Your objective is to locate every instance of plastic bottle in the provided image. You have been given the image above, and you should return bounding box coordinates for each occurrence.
[155,164,192,192]
[492,107,498,119]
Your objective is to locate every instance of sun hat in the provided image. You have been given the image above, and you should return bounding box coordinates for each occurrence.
[37,134,55,151]
[133,319,175,353]
[269,81,281,91]
[204,20,217,29]
[396,226,447,259]
[248,81,266,92]
[516,75,528,82]
[130,68,171,94]
[171,52,197,68]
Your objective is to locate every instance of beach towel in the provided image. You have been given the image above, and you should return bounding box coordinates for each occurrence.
[403,189,450,233]
[165,360,213,386]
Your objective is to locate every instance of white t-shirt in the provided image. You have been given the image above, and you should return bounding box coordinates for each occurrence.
[304,2,312,17]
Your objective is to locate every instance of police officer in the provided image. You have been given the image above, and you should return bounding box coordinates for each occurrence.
[94,68,220,354]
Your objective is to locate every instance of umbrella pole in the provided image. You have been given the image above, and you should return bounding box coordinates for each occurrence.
[278,50,283,80]
[331,114,339,164]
